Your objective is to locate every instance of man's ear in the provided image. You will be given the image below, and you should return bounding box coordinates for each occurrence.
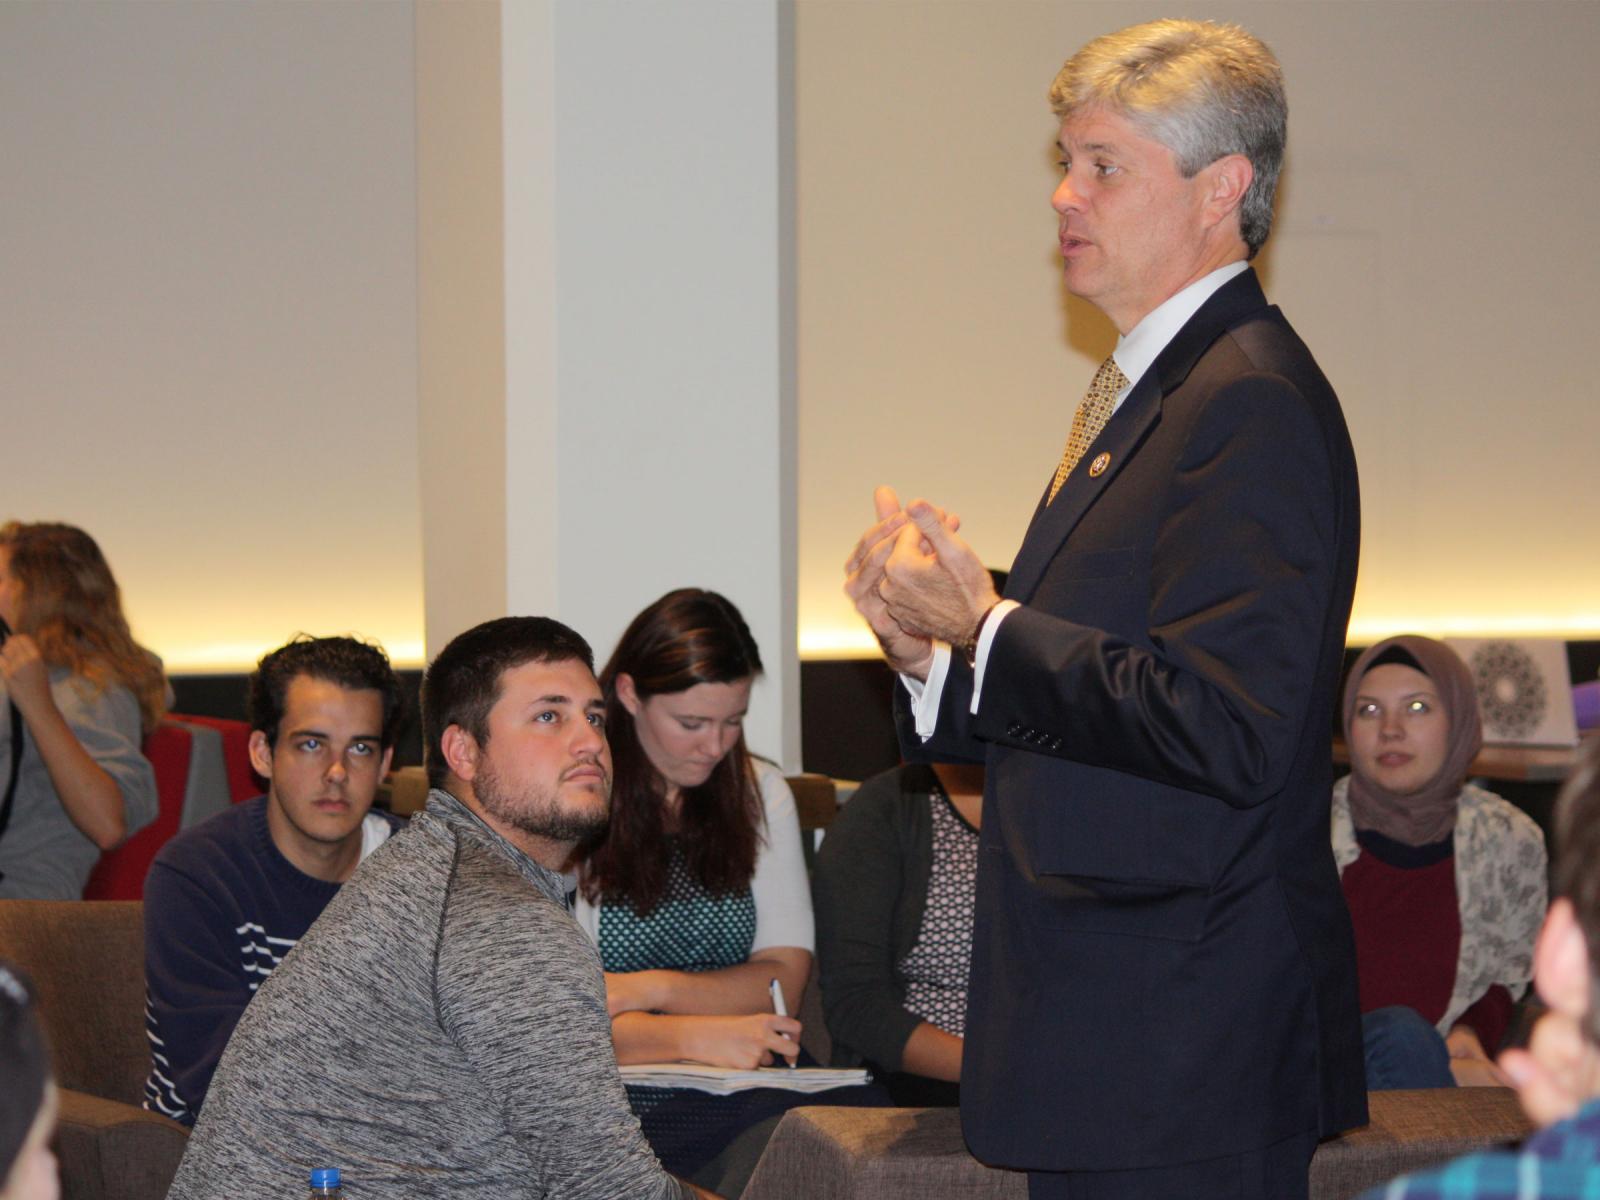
[440,724,480,784]
[247,730,275,780]
[1200,153,1253,226]
[1535,898,1593,1019]
[378,745,395,779]
[615,673,642,718]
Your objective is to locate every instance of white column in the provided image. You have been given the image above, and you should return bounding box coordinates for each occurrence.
[420,0,798,768]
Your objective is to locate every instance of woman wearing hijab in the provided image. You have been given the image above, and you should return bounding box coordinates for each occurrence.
[1336,635,1548,1089]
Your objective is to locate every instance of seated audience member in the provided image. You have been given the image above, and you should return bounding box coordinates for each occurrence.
[166,617,709,1200]
[143,635,406,1125]
[0,521,162,899]
[576,589,874,1198]
[1362,735,1600,1198]
[813,760,981,1107]
[1336,635,1547,1088]
[0,960,58,1200]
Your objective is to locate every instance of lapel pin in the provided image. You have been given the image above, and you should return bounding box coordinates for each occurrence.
[1088,451,1111,477]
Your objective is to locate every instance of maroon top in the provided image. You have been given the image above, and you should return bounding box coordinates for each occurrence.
[1341,832,1512,1051]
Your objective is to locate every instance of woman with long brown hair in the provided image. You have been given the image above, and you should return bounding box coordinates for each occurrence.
[574,588,842,1196]
[0,521,162,898]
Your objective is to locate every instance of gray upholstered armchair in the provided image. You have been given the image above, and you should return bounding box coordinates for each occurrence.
[0,900,188,1200]
[742,1090,1534,1200]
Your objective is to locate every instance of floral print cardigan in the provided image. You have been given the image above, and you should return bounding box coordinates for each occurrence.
[1332,776,1548,1035]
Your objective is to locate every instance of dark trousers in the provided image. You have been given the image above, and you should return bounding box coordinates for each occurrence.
[1026,1129,1318,1200]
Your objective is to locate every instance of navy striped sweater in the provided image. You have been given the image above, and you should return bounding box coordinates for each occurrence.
[142,795,399,1124]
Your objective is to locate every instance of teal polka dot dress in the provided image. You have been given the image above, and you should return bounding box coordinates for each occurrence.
[597,838,756,973]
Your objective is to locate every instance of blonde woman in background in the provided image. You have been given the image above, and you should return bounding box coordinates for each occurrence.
[0,521,163,897]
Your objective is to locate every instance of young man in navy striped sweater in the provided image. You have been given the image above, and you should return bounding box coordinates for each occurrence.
[142,636,405,1125]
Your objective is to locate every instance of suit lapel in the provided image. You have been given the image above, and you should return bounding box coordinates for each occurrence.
[1005,269,1273,603]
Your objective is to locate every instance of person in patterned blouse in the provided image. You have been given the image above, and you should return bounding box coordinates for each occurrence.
[813,761,982,1107]
[1362,735,1600,1199]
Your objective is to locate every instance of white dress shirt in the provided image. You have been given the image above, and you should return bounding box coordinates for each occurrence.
[906,260,1251,736]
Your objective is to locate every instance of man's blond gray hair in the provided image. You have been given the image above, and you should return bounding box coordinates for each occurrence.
[1049,19,1285,258]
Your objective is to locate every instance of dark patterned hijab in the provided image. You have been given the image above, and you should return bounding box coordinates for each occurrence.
[1341,635,1482,846]
[0,959,50,1186]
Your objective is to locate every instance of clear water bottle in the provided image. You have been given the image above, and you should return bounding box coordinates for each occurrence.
[309,1167,343,1198]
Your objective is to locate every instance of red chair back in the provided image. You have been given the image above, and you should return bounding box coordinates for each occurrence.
[167,713,262,803]
[82,721,193,900]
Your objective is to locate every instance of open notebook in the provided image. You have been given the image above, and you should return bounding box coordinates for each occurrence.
[619,1063,870,1095]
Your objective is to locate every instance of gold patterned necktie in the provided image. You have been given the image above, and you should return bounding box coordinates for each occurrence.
[1047,355,1129,504]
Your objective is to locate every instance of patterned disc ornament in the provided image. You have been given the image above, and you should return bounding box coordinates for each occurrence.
[1469,640,1548,741]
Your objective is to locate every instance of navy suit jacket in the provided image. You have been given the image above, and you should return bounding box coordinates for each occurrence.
[904,269,1368,1171]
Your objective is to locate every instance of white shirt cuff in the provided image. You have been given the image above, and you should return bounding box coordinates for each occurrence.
[970,600,1020,714]
[901,642,952,741]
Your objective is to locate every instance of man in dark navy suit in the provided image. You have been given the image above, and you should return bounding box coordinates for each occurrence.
[846,19,1366,1199]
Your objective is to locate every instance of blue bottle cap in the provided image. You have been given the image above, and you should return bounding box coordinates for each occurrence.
[310,1168,341,1188]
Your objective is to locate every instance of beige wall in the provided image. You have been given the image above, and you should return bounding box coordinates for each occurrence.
[796,0,1600,653]
[1,0,423,670]
[6,1,1598,685]
[415,0,509,664]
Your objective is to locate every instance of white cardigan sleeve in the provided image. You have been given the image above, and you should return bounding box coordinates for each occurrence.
[569,761,813,957]
[571,879,601,946]
[749,760,815,954]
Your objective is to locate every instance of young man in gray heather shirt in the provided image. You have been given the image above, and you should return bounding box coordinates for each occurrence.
[167,617,711,1200]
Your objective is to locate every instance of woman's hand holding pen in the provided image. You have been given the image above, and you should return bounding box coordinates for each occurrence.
[683,1013,802,1070]
[769,976,799,1069]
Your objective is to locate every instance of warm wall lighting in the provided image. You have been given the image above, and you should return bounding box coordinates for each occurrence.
[1348,613,1600,643]
[124,571,427,677]
[156,638,428,675]
[799,624,882,660]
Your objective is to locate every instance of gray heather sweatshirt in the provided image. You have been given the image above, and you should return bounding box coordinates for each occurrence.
[166,789,689,1199]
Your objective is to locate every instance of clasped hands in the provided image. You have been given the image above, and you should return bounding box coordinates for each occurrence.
[843,485,999,682]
